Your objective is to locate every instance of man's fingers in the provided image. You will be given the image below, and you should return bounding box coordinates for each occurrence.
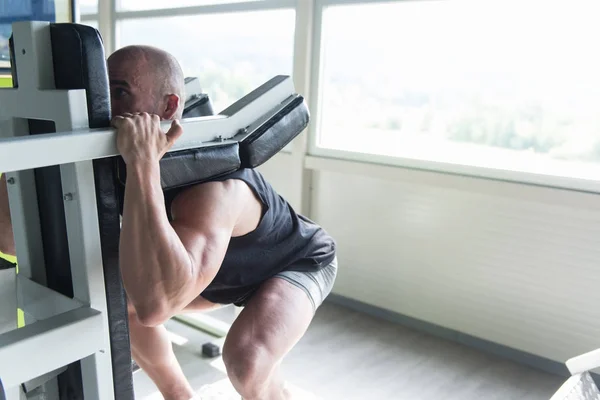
[165,120,184,144]
[110,116,126,128]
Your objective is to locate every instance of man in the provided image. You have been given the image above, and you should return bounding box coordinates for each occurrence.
[108,45,337,400]
[15,45,332,400]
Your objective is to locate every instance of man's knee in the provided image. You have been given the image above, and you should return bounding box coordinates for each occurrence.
[222,335,274,397]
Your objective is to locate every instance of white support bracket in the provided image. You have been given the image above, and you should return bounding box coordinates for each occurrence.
[0,307,105,389]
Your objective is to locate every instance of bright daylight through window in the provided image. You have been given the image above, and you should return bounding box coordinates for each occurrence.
[117,9,295,113]
[118,0,264,12]
[79,0,98,15]
[317,0,600,181]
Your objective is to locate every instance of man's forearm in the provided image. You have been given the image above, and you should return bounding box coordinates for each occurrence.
[120,161,195,321]
[0,174,16,256]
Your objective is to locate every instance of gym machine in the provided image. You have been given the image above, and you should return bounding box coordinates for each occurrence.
[0,21,308,400]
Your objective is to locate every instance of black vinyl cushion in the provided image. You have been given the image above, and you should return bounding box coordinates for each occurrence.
[160,143,241,188]
[47,23,134,400]
[116,143,241,192]
[240,96,309,168]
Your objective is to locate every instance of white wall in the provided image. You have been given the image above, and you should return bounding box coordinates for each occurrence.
[257,152,303,212]
[300,156,600,364]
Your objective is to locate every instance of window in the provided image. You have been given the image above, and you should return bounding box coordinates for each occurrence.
[118,0,265,12]
[315,0,600,181]
[80,20,98,30]
[79,0,98,16]
[116,9,295,113]
[0,0,73,72]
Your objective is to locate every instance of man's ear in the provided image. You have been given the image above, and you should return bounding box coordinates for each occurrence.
[162,94,181,120]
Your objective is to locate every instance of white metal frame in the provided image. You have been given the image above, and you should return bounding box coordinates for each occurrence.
[0,75,297,172]
[1,21,115,400]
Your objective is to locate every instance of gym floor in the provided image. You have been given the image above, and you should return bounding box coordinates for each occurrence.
[133,302,564,400]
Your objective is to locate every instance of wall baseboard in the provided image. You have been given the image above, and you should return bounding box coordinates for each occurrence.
[326,293,573,378]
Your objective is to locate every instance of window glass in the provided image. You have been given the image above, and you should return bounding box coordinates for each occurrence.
[117,9,295,113]
[80,20,98,30]
[79,0,98,15]
[118,0,264,12]
[318,0,600,179]
[1,0,73,74]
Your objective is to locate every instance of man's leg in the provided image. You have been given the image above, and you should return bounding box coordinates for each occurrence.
[128,296,221,400]
[222,277,315,400]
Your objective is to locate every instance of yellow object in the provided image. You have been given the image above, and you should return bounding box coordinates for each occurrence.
[17,309,25,328]
[0,250,16,265]
[0,76,12,88]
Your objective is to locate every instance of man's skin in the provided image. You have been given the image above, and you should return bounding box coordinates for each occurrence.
[108,46,315,400]
[0,174,16,257]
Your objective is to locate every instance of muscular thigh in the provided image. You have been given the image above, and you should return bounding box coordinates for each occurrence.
[182,295,223,313]
[223,277,315,363]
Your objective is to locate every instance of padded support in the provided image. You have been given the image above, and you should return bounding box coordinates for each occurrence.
[116,142,241,191]
[184,94,214,118]
[240,95,308,168]
[51,24,112,130]
[116,94,308,191]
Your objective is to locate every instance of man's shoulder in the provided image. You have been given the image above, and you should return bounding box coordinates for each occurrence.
[173,178,248,208]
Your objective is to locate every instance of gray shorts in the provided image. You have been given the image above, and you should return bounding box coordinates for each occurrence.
[274,257,338,313]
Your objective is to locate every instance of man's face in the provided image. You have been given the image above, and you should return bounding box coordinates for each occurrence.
[107,58,159,117]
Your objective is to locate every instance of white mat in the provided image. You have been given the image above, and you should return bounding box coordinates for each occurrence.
[193,378,320,400]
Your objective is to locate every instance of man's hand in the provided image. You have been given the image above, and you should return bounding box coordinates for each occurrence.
[111,113,183,165]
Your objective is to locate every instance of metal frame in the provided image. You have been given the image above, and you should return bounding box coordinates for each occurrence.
[1,20,115,400]
[0,74,297,172]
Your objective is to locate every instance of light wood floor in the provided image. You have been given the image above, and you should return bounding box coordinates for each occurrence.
[133,301,564,400]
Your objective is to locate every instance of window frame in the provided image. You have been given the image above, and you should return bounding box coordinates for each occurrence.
[83,0,600,193]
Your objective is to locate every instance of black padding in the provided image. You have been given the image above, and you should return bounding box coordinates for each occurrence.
[50,24,111,129]
[47,23,134,400]
[0,257,16,271]
[8,35,18,88]
[183,93,214,118]
[116,143,241,191]
[160,143,241,189]
[240,96,308,168]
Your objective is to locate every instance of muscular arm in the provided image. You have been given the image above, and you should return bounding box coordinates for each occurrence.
[0,174,16,257]
[120,161,243,326]
[114,113,252,326]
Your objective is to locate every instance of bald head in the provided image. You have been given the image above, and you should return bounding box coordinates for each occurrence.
[107,45,185,120]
